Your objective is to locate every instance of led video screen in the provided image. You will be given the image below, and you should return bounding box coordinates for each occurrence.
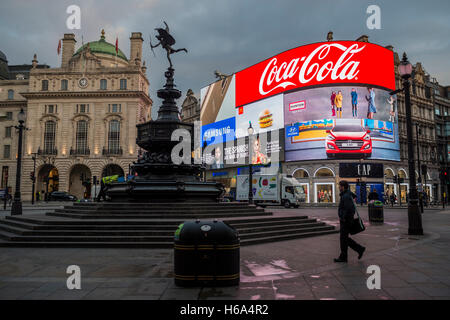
[284,86,400,161]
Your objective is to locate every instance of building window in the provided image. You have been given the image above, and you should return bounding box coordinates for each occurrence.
[7,89,14,100]
[120,79,127,90]
[76,104,89,113]
[3,145,11,159]
[108,120,120,152]
[315,183,335,203]
[6,112,12,120]
[42,80,49,91]
[44,121,56,153]
[46,105,57,114]
[61,79,68,90]
[5,127,11,138]
[109,104,121,113]
[437,124,442,136]
[76,120,88,152]
[100,79,107,90]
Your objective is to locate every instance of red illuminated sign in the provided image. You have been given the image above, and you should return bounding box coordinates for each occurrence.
[235,41,395,107]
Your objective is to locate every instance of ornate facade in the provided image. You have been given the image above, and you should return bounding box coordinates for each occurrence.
[0,30,152,201]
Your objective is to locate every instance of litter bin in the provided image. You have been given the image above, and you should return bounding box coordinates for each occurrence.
[174,220,240,287]
[368,200,384,223]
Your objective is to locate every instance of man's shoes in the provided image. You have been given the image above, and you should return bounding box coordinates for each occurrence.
[358,247,366,260]
[334,257,347,263]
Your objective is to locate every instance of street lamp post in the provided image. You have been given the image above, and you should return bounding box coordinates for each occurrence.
[398,53,423,235]
[248,122,254,205]
[11,109,27,216]
[415,124,424,213]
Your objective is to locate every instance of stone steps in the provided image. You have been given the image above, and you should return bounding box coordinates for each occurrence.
[0,203,338,247]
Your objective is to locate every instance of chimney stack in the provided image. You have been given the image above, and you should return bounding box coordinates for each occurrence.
[62,33,76,68]
[130,32,143,66]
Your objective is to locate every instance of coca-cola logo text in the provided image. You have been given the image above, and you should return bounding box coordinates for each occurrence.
[259,43,365,95]
[235,41,395,107]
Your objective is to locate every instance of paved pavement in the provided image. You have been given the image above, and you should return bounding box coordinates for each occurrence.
[0,205,449,300]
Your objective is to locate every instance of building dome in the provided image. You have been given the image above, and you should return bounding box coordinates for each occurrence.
[73,30,128,62]
[0,50,9,80]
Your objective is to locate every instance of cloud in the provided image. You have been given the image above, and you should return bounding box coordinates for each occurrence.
[1,0,449,120]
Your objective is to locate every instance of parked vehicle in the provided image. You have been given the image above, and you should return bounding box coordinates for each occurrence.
[236,174,306,208]
[325,123,372,159]
[49,191,77,201]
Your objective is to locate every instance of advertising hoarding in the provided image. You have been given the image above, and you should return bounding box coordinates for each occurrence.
[203,128,285,169]
[283,86,400,161]
[200,40,398,164]
[235,41,395,107]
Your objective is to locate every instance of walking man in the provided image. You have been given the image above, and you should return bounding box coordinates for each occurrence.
[334,180,366,263]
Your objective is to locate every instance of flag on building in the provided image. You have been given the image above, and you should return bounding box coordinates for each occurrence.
[57,39,61,55]
[115,37,118,55]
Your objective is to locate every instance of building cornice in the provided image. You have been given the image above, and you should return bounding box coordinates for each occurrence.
[20,90,152,105]
[0,100,27,107]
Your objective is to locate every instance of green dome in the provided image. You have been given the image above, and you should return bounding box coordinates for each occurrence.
[74,31,127,61]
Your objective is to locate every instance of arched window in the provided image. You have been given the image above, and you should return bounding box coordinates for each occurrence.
[108,120,120,153]
[100,79,107,90]
[44,121,56,154]
[7,89,13,100]
[398,169,407,179]
[315,167,334,177]
[76,120,88,153]
[385,168,394,178]
[293,168,309,178]
[42,80,49,91]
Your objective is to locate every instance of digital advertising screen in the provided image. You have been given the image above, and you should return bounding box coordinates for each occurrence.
[235,94,284,138]
[200,40,397,165]
[283,86,400,161]
[203,129,285,169]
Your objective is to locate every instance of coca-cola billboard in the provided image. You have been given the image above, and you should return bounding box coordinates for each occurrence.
[235,41,395,107]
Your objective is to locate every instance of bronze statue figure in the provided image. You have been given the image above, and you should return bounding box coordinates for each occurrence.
[150,21,187,68]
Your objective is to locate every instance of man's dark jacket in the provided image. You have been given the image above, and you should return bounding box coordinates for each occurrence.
[338,189,356,222]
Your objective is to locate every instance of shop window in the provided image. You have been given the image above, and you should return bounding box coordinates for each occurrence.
[315,183,334,203]
[1,166,8,188]
[298,184,309,203]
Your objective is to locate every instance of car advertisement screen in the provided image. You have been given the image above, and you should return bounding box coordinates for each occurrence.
[284,86,400,161]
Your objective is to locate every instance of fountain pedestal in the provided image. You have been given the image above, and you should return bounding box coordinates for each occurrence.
[106,68,223,202]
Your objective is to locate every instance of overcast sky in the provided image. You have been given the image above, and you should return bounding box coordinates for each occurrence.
[1,0,449,118]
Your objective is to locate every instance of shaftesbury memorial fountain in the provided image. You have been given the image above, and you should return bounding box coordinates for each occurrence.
[106,22,224,202]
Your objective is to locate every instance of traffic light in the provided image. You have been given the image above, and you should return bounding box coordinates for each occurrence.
[393,175,398,184]
[30,171,35,181]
